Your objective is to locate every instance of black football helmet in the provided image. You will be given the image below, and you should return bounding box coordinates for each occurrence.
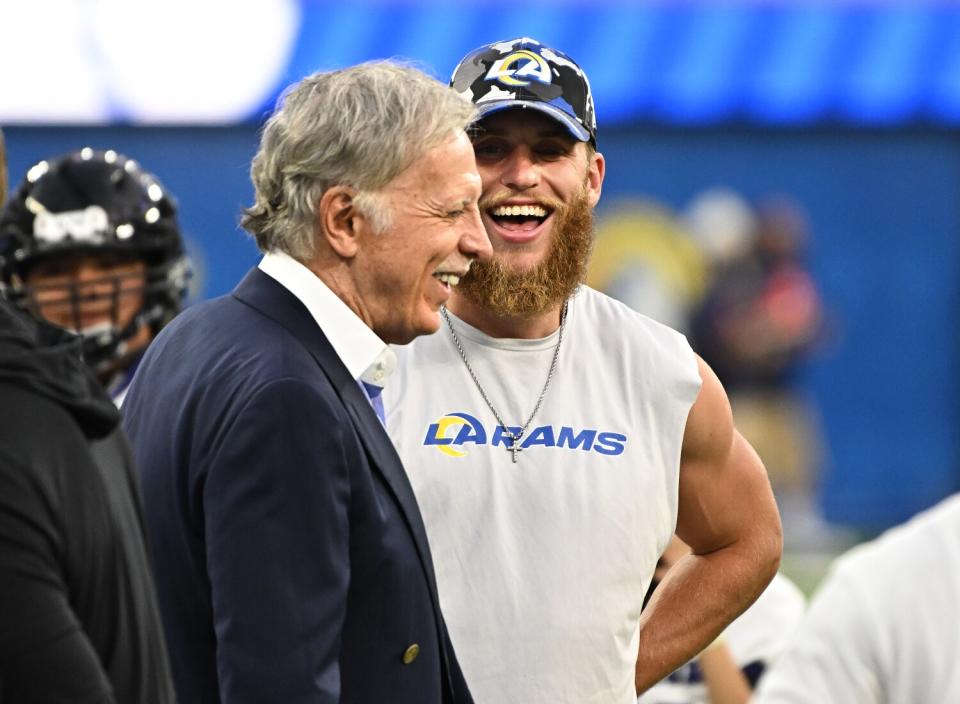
[0,148,191,373]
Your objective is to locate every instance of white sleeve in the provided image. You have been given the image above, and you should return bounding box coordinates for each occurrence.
[727,573,806,669]
[752,566,884,704]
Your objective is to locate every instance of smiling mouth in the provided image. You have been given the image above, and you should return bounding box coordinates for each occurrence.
[432,272,462,287]
[432,259,474,289]
[488,204,552,232]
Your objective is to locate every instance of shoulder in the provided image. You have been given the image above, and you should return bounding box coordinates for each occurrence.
[572,287,702,395]
[138,295,250,381]
[794,514,944,648]
[678,357,733,462]
[150,293,259,348]
[0,385,103,524]
[126,298,342,458]
[829,495,960,597]
[574,285,690,348]
[140,295,324,392]
[0,384,90,462]
[763,498,960,701]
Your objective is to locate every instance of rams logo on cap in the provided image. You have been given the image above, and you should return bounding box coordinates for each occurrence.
[485,50,552,87]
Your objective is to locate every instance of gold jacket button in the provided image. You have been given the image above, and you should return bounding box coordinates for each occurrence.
[402,644,420,664]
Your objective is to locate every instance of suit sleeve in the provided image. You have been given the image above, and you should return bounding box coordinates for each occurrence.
[0,452,116,703]
[203,377,352,703]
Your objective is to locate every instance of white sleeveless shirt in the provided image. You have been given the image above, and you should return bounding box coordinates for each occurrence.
[385,286,702,704]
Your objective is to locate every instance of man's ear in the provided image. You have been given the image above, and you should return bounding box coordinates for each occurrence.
[319,185,364,259]
[586,150,605,209]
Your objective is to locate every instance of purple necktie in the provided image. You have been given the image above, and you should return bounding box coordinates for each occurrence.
[360,381,385,425]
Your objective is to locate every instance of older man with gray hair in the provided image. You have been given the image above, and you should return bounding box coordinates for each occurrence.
[123,62,490,703]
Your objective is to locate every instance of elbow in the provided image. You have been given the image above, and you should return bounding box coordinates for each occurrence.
[738,496,783,592]
[758,509,784,584]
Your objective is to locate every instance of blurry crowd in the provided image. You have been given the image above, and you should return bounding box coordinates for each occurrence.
[591,191,960,703]
[590,189,831,550]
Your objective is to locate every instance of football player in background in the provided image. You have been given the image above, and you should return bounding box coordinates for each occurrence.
[0,132,176,703]
[0,148,190,405]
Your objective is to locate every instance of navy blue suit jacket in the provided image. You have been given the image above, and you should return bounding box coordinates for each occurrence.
[123,268,472,704]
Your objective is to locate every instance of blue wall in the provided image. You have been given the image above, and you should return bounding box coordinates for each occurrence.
[5,125,958,531]
[597,126,960,531]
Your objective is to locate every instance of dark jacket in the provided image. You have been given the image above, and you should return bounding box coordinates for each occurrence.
[0,298,175,703]
[123,268,473,703]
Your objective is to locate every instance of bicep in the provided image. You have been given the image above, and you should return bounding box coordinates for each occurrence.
[204,378,353,701]
[675,357,780,555]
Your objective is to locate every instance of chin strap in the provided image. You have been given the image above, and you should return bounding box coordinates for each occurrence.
[79,301,160,374]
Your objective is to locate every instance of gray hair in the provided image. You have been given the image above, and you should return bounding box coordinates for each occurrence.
[241,61,477,260]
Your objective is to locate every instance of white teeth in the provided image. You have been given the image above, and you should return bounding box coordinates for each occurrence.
[434,273,461,286]
[491,204,548,218]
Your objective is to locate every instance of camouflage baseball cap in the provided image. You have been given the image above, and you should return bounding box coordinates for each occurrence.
[450,37,597,145]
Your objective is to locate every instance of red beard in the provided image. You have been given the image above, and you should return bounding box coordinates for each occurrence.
[457,187,594,317]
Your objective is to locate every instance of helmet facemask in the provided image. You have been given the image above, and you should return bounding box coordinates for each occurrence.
[0,149,191,380]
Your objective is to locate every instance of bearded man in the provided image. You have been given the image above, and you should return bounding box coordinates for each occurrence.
[384,38,783,704]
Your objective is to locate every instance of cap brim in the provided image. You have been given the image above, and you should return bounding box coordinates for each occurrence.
[474,100,591,142]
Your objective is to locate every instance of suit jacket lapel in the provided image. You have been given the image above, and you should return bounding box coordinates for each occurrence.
[231,268,446,623]
[331,356,459,698]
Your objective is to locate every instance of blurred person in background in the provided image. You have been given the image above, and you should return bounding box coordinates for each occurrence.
[754,494,960,703]
[0,148,191,406]
[385,37,782,703]
[689,193,821,392]
[0,130,175,702]
[687,191,827,547]
[123,62,488,703]
[587,201,707,335]
[637,536,805,704]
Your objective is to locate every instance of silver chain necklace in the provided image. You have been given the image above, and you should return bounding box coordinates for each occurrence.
[440,300,569,463]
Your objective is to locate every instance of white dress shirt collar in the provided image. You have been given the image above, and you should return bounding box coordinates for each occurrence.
[258,251,396,387]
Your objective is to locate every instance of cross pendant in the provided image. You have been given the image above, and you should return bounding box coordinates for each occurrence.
[505,433,523,463]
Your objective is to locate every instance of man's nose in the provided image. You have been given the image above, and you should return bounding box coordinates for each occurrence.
[500,148,539,191]
[459,205,492,261]
[72,264,117,300]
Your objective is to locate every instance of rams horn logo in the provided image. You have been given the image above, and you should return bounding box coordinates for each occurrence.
[425,412,487,457]
[485,50,552,87]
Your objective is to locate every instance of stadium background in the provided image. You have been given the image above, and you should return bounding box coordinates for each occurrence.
[3,1,958,562]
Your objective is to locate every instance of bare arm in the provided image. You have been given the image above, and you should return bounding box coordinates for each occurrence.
[635,356,782,693]
[698,639,754,704]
